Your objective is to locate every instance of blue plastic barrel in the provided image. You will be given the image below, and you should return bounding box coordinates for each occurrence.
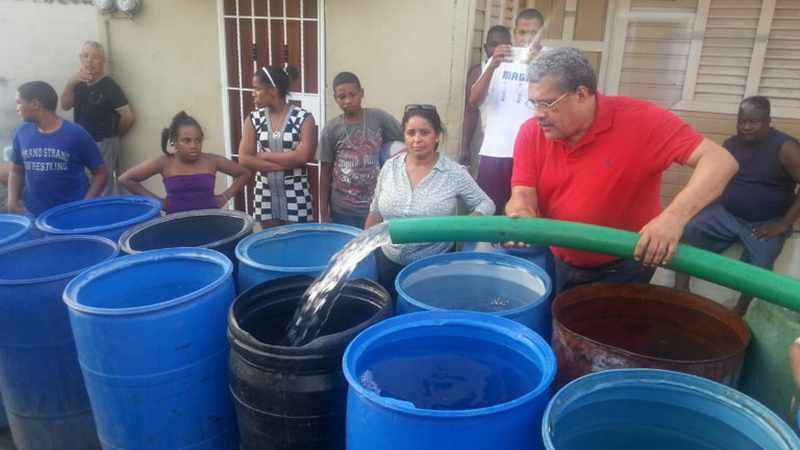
[0,214,33,429]
[344,311,556,450]
[236,223,377,292]
[496,245,554,278]
[0,214,32,248]
[461,242,555,280]
[0,391,5,430]
[63,248,238,450]
[543,369,800,450]
[36,195,161,241]
[396,252,553,339]
[0,235,118,450]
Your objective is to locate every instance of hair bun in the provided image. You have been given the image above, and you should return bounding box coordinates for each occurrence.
[284,65,300,83]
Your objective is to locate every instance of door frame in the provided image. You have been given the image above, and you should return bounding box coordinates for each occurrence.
[215,0,326,216]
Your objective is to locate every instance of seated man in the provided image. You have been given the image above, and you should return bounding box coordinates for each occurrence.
[677,96,800,315]
[7,81,108,216]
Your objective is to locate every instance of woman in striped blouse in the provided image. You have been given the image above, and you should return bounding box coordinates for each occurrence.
[366,104,495,297]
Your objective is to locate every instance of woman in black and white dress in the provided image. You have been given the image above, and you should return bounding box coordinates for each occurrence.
[239,65,317,227]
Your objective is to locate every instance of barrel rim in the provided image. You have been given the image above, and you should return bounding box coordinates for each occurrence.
[552,282,751,365]
[342,310,556,417]
[118,208,254,254]
[542,368,800,449]
[235,223,361,273]
[395,251,553,317]
[35,195,162,235]
[0,213,33,247]
[63,247,233,315]
[229,275,392,356]
[0,235,119,285]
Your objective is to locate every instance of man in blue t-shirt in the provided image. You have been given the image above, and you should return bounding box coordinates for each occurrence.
[7,81,108,216]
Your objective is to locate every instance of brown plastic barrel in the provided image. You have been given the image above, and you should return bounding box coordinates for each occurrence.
[552,283,750,388]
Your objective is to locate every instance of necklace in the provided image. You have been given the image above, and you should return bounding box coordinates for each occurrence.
[269,104,289,139]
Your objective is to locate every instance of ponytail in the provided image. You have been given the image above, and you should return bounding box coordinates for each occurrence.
[160,128,171,156]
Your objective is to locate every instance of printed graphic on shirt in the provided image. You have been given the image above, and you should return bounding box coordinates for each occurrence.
[332,125,383,211]
[501,70,528,82]
[480,61,532,159]
[493,63,529,105]
[20,147,70,172]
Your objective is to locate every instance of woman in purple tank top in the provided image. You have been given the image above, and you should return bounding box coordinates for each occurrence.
[120,111,250,214]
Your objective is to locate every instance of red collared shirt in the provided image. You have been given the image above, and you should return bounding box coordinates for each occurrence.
[511,94,704,267]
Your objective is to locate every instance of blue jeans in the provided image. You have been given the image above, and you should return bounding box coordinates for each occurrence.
[555,257,655,294]
[682,202,790,269]
[476,156,513,216]
[376,248,402,302]
[331,210,367,229]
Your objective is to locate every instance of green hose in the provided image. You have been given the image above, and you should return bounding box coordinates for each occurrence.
[389,216,800,313]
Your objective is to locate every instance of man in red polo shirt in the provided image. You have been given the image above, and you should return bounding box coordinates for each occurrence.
[507,48,739,293]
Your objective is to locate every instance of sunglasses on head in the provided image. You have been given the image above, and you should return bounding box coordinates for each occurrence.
[404,104,437,114]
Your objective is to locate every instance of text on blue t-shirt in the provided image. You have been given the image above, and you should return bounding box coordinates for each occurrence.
[11,120,104,215]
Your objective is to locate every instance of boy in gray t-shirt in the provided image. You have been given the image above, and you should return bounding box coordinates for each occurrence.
[317,72,402,228]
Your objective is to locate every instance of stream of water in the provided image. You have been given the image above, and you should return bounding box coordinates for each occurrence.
[282,222,391,346]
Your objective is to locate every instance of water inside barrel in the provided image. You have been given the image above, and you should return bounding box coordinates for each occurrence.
[554,398,761,450]
[357,335,540,410]
[560,295,743,361]
[241,296,379,346]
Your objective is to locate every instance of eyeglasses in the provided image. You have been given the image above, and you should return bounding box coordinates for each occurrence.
[527,92,571,112]
[404,104,437,114]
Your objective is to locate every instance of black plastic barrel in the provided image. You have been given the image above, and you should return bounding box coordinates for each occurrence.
[119,208,253,260]
[228,276,392,450]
